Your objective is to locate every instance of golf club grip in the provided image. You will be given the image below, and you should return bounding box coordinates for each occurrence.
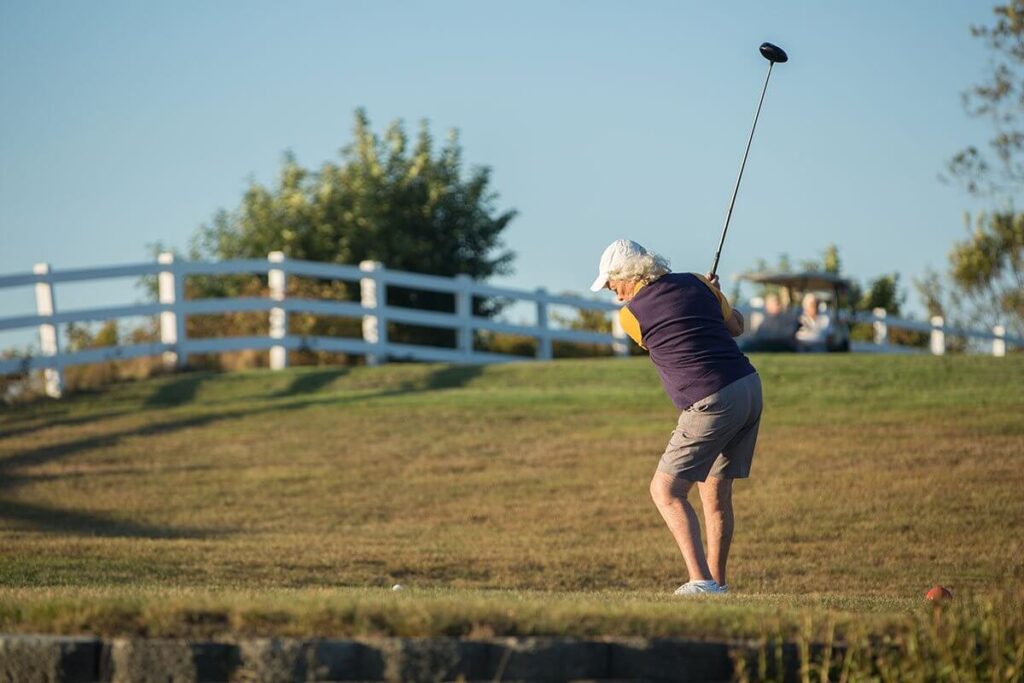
[710,251,723,278]
[710,61,774,279]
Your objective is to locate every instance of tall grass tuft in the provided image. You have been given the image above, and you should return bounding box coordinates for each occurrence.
[734,589,1024,682]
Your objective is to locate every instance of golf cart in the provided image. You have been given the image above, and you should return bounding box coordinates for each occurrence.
[737,271,852,353]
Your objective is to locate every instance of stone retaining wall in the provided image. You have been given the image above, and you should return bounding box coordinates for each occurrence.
[0,634,799,682]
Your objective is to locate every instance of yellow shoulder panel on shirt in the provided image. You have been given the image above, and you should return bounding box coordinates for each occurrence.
[618,306,645,349]
[693,273,733,320]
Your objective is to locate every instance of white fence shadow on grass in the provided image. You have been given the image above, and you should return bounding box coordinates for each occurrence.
[1,254,1019,399]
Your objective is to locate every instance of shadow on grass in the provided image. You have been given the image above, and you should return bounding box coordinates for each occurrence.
[0,372,215,440]
[423,365,485,390]
[144,373,210,408]
[1,364,474,440]
[0,409,138,441]
[0,363,484,539]
[9,463,218,487]
[4,369,236,440]
[0,413,234,472]
[0,498,218,539]
[272,368,350,397]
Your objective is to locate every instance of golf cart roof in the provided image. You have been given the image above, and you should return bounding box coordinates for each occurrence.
[739,271,852,292]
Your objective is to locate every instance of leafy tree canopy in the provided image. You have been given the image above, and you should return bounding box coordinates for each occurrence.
[917,211,1023,336]
[921,4,1024,339]
[190,108,516,280]
[947,0,1024,197]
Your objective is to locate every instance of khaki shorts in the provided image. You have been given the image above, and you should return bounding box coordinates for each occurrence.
[658,372,763,482]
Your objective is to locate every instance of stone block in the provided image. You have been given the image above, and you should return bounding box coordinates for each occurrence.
[489,638,609,682]
[311,639,385,681]
[0,635,100,683]
[608,638,735,682]
[233,639,309,682]
[103,639,235,683]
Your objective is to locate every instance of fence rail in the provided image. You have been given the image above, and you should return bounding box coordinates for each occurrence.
[2,254,1019,399]
[849,308,1018,356]
[0,253,629,397]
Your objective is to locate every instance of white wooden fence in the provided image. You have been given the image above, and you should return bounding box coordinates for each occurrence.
[0,253,629,398]
[1,254,1019,399]
[849,308,1017,356]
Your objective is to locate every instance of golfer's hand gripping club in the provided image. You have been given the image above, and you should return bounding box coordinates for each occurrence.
[709,42,788,279]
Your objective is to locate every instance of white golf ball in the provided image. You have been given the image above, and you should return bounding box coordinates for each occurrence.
[392,583,404,591]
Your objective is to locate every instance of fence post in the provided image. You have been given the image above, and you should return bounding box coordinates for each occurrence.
[929,316,945,356]
[158,252,187,370]
[611,308,629,357]
[33,263,63,398]
[268,251,288,370]
[536,289,552,360]
[992,325,1006,357]
[455,274,473,360]
[360,260,387,365]
[872,307,888,346]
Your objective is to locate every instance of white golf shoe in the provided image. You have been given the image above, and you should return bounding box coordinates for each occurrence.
[673,580,727,596]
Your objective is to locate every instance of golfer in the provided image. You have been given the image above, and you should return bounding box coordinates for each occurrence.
[590,239,762,595]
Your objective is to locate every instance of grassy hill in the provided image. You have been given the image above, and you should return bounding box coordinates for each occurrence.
[0,355,1022,643]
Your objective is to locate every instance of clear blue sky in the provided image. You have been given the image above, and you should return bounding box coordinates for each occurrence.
[0,1,1000,350]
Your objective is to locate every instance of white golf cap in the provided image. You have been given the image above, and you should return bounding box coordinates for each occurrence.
[589,239,648,292]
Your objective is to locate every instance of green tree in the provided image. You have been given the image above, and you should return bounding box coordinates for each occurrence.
[798,244,840,276]
[176,109,517,364]
[857,274,904,315]
[923,3,1024,341]
[822,244,841,274]
[946,0,1024,196]
[193,110,515,277]
[918,211,1023,336]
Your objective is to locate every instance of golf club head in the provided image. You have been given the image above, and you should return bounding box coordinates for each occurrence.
[759,42,788,63]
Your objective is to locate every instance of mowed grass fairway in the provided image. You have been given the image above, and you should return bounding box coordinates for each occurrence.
[0,355,1022,640]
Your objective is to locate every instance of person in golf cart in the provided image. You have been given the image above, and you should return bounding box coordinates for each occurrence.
[738,272,852,353]
[796,293,831,350]
[590,239,763,596]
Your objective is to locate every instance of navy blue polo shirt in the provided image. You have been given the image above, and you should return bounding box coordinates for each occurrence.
[620,273,756,410]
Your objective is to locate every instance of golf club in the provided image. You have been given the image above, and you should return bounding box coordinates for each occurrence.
[709,41,788,278]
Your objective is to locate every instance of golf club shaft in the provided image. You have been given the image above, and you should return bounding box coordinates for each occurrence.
[710,61,775,278]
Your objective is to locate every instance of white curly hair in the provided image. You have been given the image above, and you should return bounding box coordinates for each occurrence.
[607,251,671,287]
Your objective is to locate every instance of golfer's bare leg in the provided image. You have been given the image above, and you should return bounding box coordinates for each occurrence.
[650,472,712,582]
[697,476,734,586]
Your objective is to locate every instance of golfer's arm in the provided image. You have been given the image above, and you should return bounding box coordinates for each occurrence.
[695,273,744,337]
[726,309,744,337]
